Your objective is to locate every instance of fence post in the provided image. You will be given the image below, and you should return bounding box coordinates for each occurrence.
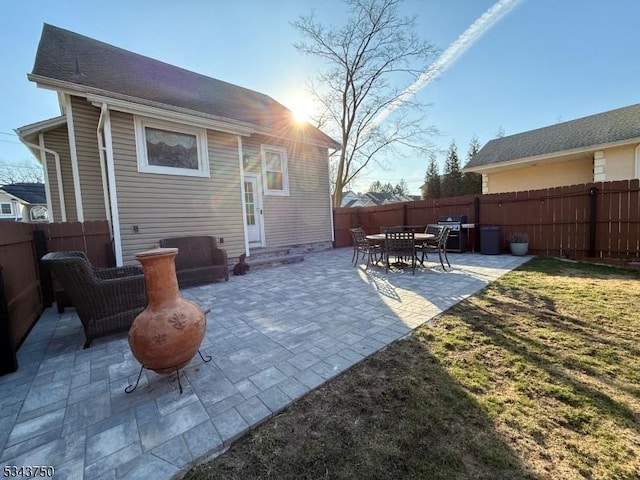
[32,229,52,307]
[0,266,18,375]
[474,196,481,252]
[588,187,598,257]
[402,203,408,226]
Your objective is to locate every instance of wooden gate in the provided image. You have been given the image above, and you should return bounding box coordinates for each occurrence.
[0,223,42,374]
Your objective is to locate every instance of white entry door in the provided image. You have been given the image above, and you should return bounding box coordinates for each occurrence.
[244,175,263,245]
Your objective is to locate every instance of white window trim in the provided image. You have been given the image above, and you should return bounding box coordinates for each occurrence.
[635,144,640,179]
[0,202,13,216]
[260,144,289,196]
[134,116,210,177]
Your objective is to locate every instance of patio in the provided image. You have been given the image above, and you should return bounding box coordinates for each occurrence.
[0,248,530,480]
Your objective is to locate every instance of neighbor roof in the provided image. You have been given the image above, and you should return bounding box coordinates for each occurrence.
[29,24,340,149]
[465,103,640,170]
[1,183,46,204]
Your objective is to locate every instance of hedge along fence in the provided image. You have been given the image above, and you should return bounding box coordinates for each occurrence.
[334,179,640,259]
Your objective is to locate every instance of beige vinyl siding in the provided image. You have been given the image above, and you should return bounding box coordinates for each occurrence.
[70,97,107,220]
[602,144,637,180]
[485,155,593,194]
[43,125,76,221]
[109,111,245,264]
[244,134,332,247]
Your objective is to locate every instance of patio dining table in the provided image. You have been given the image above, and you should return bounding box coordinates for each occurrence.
[366,232,435,244]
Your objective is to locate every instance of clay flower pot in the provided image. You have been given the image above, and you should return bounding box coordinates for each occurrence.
[128,247,206,374]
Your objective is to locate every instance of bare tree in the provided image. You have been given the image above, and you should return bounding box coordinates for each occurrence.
[293,0,437,207]
[0,159,44,185]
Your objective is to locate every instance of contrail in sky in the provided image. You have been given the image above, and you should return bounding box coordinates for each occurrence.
[371,0,523,128]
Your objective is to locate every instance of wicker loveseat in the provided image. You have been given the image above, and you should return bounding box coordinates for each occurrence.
[158,235,229,287]
[41,251,147,348]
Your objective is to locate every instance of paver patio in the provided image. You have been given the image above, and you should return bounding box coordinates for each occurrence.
[0,247,531,479]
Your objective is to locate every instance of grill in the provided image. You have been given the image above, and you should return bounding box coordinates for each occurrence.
[438,215,468,252]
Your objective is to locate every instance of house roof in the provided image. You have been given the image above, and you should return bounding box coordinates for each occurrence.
[465,103,640,170]
[29,24,340,149]
[1,183,46,204]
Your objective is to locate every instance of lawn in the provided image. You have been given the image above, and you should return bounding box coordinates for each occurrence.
[183,257,640,480]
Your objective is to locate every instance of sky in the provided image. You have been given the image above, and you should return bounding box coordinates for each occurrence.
[0,0,638,195]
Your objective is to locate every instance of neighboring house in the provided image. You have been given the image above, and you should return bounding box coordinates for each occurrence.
[463,103,640,194]
[362,192,416,206]
[0,183,48,222]
[340,191,365,208]
[16,24,340,265]
[339,190,416,208]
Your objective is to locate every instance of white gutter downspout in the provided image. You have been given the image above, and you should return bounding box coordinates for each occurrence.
[101,104,124,266]
[63,94,84,222]
[96,105,112,227]
[18,137,67,222]
[237,135,250,256]
[37,133,54,222]
[328,148,340,243]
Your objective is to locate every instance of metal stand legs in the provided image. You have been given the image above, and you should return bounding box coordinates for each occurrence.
[125,349,212,394]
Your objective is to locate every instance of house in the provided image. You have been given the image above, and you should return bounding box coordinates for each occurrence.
[340,191,365,208]
[16,24,340,265]
[361,192,415,206]
[339,190,417,208]
[463,103,640,194]
[0,183,48,222]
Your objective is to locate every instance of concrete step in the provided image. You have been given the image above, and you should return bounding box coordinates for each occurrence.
[235,247,305,272]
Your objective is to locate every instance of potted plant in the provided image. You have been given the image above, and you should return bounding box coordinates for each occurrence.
[509,232,529,256]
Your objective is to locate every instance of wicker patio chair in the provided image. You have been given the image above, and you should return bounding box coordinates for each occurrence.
[384,230,416,274]
[41,251,147,348]
[349,227,382,269]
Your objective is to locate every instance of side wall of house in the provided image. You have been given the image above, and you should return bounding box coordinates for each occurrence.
[70,97,107,221]
[109,110,245,264]
[43,125,77,222]
[602,144,638,180]
[242,134,332,248]
[484,156,593,194]
[0,191,18,220]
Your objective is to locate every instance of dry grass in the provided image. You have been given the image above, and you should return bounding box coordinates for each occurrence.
[184,257,640,480]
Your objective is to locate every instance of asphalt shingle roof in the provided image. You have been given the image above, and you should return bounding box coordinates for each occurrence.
[30,24,339,148]
[1,183,46,204]
[465,103,640,169]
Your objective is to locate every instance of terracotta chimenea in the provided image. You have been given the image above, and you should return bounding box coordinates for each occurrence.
[128,247,207,378]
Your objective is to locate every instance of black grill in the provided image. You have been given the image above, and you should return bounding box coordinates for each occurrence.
[438,215,468,252]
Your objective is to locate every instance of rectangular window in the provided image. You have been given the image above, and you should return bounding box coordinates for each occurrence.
[135,117,209,177]
[0,203,12,215]
[261,145,289,195]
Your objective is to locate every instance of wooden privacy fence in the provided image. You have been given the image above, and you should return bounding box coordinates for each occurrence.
[0,220,112,374]
[334,179,640,259]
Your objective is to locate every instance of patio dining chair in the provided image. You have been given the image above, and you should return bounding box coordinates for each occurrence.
[349,227,383,269]
[384,230,416,274]
[416,225,451,270]
[42,251,147,348]
[415,224,442,265]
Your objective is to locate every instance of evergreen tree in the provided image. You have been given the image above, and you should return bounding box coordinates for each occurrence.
[394,179,410,196]
[462,135,482,195]
[380,182,395,194]
[421,153,441,199]
[369,180,383,192]
[442,140,462,197]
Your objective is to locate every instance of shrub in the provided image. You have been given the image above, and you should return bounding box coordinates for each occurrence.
[510,232,529,243]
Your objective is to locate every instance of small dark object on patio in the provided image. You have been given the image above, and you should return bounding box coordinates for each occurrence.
[41,251,147,348]
[233,253,250,275]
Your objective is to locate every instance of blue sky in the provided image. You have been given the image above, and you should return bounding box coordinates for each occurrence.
[0,0,638,195]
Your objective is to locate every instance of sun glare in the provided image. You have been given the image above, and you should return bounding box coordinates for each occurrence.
[290,94,314,123]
